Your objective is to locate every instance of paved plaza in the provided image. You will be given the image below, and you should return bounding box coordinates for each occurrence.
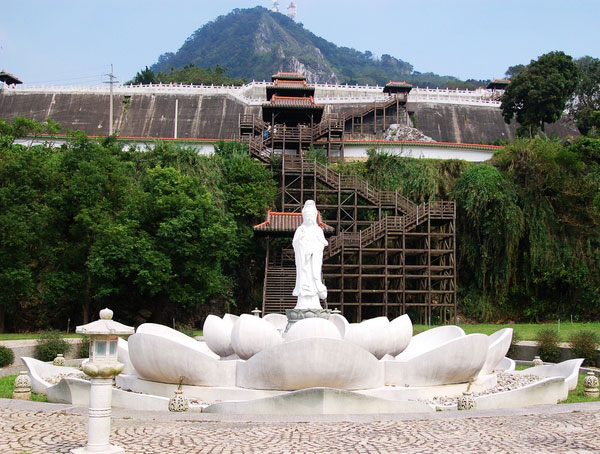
[1,400,600,454]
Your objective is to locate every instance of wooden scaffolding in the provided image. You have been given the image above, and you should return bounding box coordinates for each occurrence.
[245,76,456,323]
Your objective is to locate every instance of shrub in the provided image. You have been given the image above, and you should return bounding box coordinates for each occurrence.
[535,327,561,363]
[0,345,15,368]
[35,330,71,362]
[568,330,599,366]
[176,324,197,338]
[78,335,91,359]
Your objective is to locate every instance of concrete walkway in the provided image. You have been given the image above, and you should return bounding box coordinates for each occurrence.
[1,399,600,453]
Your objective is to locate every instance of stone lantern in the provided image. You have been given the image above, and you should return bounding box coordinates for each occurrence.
[71,308,134,454]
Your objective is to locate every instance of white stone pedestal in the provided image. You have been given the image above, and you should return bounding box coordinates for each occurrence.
[71,378,123,454]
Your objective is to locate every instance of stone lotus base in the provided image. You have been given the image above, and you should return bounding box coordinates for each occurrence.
[285,308,331,331]
[23,363,581,415]
[20,312,585,415]
[202,388,434,415]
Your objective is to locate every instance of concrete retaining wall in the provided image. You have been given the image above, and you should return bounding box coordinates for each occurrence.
[0,91,578,144]
[510,340,600,364]
[0,338,84,368]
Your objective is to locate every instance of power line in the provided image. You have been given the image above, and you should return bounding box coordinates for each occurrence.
[27,74,105,84]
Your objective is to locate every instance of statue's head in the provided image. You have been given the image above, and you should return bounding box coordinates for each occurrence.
[302,200,318,226]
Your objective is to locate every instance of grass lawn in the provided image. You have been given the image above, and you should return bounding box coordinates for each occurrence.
[2,322,600,342]
[0,332,204,341]
[413,322,600,342]
[0,333,82,341]
[0,375,47,402]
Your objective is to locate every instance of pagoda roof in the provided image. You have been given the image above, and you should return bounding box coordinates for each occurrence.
[383,80,413,94]
[385,81,413,88]
[264,95,323,110]
[271,72,306,82]
[0,70,23,85]
[487,78,510,89]
[273,79,310,89]
[254,210,335,235]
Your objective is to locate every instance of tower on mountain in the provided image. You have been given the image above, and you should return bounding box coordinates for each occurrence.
[287,2,296,19]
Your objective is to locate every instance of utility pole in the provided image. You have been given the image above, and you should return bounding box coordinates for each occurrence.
[104,65,118,136]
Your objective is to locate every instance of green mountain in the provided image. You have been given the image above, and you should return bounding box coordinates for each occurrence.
[151,6,486,88]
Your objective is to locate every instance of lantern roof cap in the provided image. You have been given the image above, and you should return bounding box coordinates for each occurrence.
[76,308,134,335]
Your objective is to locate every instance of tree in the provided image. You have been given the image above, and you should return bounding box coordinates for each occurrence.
[0,143,55,331]
[501,51,579,137]
[569,56,600,136]
[128,66,157,85]
[505,64,527,79]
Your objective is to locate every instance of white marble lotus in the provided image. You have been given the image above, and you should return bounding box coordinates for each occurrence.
[27,310,586,415]
[203,314,236,358]
[344,317,392,360]
[237,338,383,390]
[231,314,283,360]
[479,328,513,375]
[285,318,342,342]
[385,334,489,386]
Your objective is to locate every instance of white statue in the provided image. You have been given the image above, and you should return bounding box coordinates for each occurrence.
[292,200,328,309]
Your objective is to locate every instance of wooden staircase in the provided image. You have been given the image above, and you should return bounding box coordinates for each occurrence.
[262,250,296,314]
[343,96,400,123]
[323,201,455,260]
[284,156,416,214]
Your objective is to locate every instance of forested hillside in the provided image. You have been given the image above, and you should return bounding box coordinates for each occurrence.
[338,139,600,322]
[0,118,276,332]
[1,118,599,331]
[149,6,487,89]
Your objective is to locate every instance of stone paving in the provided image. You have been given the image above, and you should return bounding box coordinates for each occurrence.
[1,401,600,454]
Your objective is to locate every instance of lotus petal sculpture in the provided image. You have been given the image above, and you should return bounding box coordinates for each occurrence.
[396,325,465,360]
[479,328,513,375]
[237,338,383,390]
[344,317,391,360]
[385,334,489,386]
[28,306,582,416]
[387,314,413,357]
[128,326,235,386]
[263,313,288,331]
[203,314,236,358]
[231,314,283,360]
[329,313,349,337]
[285,318,342,342]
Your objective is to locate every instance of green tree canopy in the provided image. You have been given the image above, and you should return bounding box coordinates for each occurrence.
[501,51,579,137]
[569,56,600,136]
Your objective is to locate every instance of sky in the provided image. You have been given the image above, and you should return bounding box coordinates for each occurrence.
[1,0,599,86]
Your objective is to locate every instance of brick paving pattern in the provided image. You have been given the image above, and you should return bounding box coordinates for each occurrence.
[2,407,600,454]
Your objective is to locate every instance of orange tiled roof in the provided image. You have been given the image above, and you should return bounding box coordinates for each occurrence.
[254,211,335,234]
[271,72,306,81]
[385,81,413,88]
[267,95,321,108]
[274,79,309,88]
[0,70,22,85]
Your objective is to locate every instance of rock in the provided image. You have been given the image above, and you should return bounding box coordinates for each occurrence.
[385,124,435,142]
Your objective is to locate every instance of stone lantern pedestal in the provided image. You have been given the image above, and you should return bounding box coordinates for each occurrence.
[70,308,134,454]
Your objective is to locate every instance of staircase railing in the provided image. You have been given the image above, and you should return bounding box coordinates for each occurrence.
[343,95,400,122]
[323,202,453,260]
[284,156,416,213]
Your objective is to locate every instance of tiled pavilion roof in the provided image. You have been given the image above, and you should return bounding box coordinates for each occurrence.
[254,211,335,235]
